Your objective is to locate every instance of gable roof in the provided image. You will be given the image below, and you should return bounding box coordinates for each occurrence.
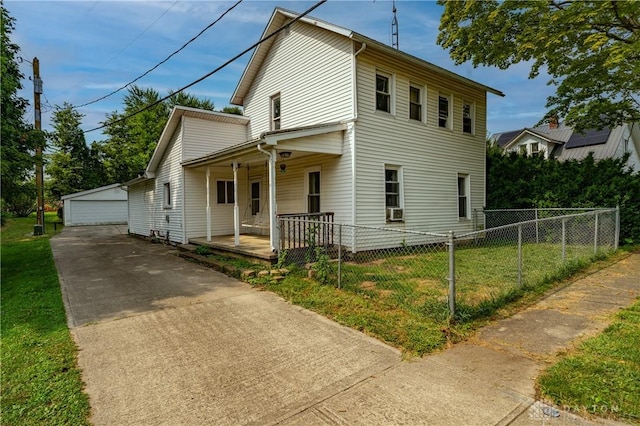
[501,128,564,150]
[61,183,123,201]
[231,7,504,106]
[146,106,250,174]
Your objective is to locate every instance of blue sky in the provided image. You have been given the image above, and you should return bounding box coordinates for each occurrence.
[8,0,554,141]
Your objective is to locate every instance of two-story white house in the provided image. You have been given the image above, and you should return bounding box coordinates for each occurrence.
[125,7,504,260]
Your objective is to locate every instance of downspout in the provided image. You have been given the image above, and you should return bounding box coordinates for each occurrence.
[257,143,278,252]
[351,42,366,252]
[206,166,211,242]
[233,160,240,247]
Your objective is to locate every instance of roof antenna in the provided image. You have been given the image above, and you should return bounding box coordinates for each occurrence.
[391,0,399,50]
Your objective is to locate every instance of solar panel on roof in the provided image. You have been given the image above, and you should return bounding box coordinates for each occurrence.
[496,129,522,147]
[565,127,611,149]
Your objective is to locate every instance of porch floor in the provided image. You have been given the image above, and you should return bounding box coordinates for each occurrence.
[189,234,277,264]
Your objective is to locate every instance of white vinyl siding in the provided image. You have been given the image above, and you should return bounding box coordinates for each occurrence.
[243,21,353,139]
[127,180,154,236]
[151,128,184,243]
[63,184,127,226]
[181,116,247,161]
[354,50,487,235]
[274,132,353,226]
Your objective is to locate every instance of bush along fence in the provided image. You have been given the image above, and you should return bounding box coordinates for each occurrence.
[278,207,619,320]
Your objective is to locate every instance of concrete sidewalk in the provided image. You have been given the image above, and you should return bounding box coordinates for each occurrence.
[52,226,639,425]
[282,252,639,426]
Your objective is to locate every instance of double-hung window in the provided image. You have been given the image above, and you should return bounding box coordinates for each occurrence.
[217,180,235,204]
[458,174,469,219]
[307,171,321,213]
[376,73,391,113]
[271,94,281,130]
[463,101,474,134]
[385,167,401,208]
[409,84,423,121]
[438,93,451,129]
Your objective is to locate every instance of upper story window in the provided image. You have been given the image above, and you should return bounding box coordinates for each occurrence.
[376,73,391,113]
[217,180,235,204]
[438,93,451,129]
[409,84,423,121]
[463,101,474,134]
[271,94,281,131]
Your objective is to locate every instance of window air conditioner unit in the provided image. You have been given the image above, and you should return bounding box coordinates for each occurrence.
[387,207,404,221]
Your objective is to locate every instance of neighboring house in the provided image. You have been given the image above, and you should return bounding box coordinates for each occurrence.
[61,183,128,226]
[124,7,503,254]
[494,120,640,171]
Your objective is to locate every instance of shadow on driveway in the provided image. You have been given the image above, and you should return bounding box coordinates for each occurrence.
[51,225,251,326]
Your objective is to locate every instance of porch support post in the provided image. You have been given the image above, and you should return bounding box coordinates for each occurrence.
[233,160,240,247]
[206,166,211,242]
[267,151,278,251]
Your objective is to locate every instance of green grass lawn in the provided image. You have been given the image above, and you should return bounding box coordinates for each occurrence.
[1,213,90,425]
[537,299,640,423]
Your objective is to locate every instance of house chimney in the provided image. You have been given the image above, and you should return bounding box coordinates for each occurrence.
[548,115,559,129]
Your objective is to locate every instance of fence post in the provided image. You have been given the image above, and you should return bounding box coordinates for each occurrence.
[448,231,456,319]
[337,224,342,289]
[535,208,539,244]
[594,211,599,256]
[615,206,620,250]
[518,224,523,287]
[561,218,566,263]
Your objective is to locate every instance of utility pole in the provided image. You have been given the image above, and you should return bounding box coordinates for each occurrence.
[33,57,45,235]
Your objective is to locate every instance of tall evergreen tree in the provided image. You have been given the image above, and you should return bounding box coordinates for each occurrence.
[47,103,101,198]
[0,5,38,216]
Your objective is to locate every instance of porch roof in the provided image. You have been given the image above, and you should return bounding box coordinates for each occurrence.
[182,121,347,168]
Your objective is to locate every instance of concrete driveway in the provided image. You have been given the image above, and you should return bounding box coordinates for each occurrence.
[52,225,399,425]
[53,226,639,425]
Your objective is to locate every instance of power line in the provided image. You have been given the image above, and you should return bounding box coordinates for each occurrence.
[95,1,179,72]
[74,0,243,109]
[84,0,328,134]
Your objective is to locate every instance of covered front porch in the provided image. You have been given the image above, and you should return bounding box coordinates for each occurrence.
[182,121,348,256]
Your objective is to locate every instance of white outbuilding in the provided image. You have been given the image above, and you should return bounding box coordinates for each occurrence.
[61,183,128,226]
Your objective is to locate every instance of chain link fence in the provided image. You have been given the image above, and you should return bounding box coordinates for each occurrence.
[278,207,619,320]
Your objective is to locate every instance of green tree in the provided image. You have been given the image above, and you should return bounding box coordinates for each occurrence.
[47,103,103,198]
[99,85,215,183]
[486,145,640,244]
[220,106,243,115]
[0,5,37,216]
[437,0,640,131]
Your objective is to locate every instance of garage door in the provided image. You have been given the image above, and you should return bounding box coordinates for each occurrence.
[69,200,128,226]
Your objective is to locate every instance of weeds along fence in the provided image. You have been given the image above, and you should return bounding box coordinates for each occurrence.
[278,207,619,319]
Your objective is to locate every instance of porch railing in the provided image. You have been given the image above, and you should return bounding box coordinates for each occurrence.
[278,212,334,251]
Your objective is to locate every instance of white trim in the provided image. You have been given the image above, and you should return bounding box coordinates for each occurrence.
[61,183,123,200]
